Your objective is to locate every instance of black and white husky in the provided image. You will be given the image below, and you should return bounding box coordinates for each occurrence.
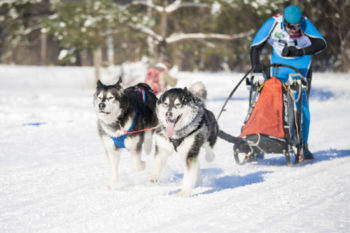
[93,79,158,189]
[150,82,219,197]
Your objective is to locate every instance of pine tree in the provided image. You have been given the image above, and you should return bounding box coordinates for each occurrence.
[42,0,123,80]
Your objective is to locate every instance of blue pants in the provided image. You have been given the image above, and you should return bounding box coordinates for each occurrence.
[295,89,310,144]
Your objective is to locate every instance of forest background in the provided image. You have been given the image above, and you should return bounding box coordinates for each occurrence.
[0,0,349,75]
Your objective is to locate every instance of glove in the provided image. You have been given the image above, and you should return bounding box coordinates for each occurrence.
[252,63,265,73]
[282,46,305,57]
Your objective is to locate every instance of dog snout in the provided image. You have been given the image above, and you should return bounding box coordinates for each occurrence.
[166,111,173,118]
[99,102,106,110]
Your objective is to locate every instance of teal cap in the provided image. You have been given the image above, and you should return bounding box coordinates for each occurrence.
[283,5,302,24]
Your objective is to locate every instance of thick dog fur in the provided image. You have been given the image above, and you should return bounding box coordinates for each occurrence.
[150,81,219,197]
[94,79,158,189]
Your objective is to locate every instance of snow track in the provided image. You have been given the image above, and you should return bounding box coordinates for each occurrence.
[1,66,349,232]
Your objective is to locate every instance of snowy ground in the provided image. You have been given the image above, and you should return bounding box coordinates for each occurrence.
[1,64,350,233]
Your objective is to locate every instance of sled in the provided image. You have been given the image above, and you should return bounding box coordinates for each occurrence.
[218,64,308,165]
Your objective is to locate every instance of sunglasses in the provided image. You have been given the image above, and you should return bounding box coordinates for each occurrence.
[284,21,301,30]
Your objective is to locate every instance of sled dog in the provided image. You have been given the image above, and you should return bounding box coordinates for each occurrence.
[94,79,158,189]
[150,81,219,197]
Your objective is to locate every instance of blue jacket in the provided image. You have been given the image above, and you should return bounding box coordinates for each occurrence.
[250,13,326,82]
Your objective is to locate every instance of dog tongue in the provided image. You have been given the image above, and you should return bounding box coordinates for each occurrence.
[166,122,175,137]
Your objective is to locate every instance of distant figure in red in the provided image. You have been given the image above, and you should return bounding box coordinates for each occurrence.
[144,62,178,96]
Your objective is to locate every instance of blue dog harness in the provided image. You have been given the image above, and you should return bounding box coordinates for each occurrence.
[110,89,146,149]
[110,114,139,148]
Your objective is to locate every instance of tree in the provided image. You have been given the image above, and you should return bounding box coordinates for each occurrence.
[1,0,348,72]
[124,0,254,66]
[303,0,350,72]
[0,0,51,65]
[42,0,123,80]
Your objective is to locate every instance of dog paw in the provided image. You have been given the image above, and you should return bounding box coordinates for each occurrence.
[107,176,119,190]
[107,182,119,190]
[134,161,146,171]
[149,174,159,183]
[175,190,191,198]
[205,151,215,163]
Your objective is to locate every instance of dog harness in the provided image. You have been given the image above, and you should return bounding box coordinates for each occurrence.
[169,116,205,152]
[110,89,146,149]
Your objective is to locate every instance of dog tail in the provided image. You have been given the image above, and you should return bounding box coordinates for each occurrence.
[189,81,207,102]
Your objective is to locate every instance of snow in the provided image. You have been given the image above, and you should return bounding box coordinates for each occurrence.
[1,64,350,233]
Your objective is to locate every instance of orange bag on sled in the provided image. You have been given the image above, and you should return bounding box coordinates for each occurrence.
[240,76,285,139]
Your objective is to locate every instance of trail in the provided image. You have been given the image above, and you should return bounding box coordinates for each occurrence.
[0,66,349,233]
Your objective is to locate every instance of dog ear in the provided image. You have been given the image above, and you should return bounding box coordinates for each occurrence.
[97,80,103,88]
[157,93,164,104]
[183,87,196,103]
[183,87,191,96]
[184,87,194,97]
[116,76,122,87]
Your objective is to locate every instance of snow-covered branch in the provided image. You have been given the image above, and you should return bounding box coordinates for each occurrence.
[127,23,163,42]
[123,1,163,13]
[166,0,209,13]
[166,30,255,44]
[128,20,254,45]
[0,0,42,6]
[124,0,209,14]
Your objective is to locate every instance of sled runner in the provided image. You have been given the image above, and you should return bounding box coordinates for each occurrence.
[218,64,308,165]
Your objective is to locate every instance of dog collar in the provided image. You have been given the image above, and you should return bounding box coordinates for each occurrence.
[170,109,204,139]
[169,119,204,151]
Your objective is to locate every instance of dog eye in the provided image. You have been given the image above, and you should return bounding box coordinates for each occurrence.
[163,102,168,107]
[107,97,114,101]
[175,103,181,108]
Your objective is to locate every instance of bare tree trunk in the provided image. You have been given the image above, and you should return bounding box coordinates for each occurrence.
[340,40,350,72]
[40,32,47,66]
[172,47,181,70]
[199,51,206,70]
[107,36,115,67]
[1,46,13,64]
[93,48,102,81]
[147,0,155,57]
[80,48,90,66]
[338,24,350,72]
[158,0,168,60]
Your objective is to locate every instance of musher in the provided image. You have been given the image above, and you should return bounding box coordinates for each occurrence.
[250,4,327,160]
